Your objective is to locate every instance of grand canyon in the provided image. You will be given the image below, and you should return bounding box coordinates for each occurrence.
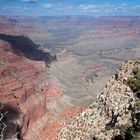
[0,16,140,140]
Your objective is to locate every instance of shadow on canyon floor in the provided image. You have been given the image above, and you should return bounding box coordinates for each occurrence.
[0,33,56,67]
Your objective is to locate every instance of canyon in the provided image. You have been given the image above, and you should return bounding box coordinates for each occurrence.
[0,16,140,139]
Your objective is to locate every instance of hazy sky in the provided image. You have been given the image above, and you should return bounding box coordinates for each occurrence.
[0,0,140,16]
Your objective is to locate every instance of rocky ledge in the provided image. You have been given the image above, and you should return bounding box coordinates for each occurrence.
[56,60,140,140]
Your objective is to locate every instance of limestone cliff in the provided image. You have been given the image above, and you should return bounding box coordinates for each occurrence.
[56,60,140,140]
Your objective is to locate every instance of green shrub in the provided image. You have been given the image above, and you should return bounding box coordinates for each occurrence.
[127,68,140,94]
[135,101,140,111]
[131,132,140,140]
[112,67,140,140]
[133,68,140,80]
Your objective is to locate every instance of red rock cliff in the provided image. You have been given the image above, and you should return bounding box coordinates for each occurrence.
[0,40,62,140]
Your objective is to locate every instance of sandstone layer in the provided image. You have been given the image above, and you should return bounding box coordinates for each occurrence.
[0,40,62,140]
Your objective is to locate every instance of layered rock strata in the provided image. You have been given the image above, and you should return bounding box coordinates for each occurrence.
[0,40,62,140]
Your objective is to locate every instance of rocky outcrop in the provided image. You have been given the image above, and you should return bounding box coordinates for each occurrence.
[56,60,140,140]
[0,40,62,140]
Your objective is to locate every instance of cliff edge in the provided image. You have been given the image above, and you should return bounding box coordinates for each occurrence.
[56,60,140,140]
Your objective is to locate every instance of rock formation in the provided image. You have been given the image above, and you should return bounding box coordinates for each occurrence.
[1,38,139,140]
[0,40,61,140]
[56,60,140,140]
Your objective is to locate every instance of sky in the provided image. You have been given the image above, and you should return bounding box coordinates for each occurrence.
[0,0,140,16]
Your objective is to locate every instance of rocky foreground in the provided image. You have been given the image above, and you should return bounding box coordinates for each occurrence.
[56,60,140,140]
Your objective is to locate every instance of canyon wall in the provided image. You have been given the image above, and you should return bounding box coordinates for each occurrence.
[56,60,140,140]
[0,40,62,140]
